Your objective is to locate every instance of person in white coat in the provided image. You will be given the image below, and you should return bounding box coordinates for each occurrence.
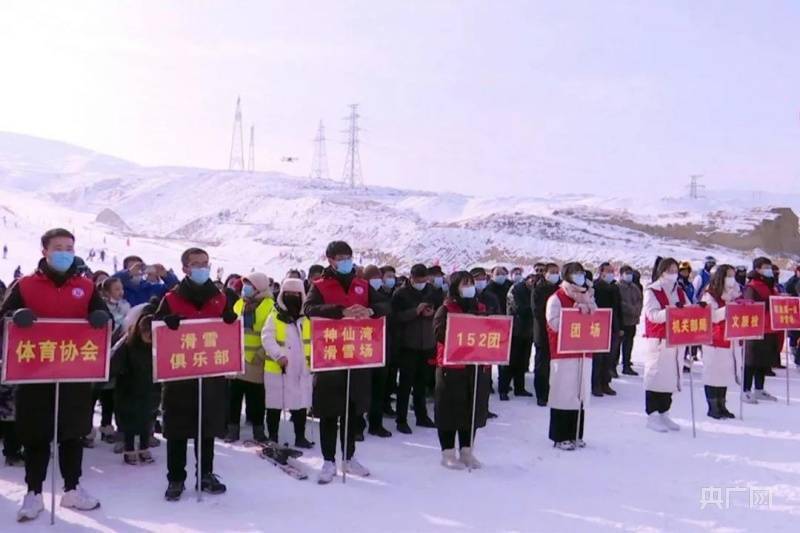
[545,262,597,450]
[260,278,314,449]
[642,257,688,433]
[700,265,742,419]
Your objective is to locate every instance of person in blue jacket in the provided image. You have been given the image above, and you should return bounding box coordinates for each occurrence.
[113,255,178,306]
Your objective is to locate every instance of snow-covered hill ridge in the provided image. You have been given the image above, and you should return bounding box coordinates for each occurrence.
[0,131,798,277]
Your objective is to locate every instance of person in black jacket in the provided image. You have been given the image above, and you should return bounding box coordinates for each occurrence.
[391,264,438,434]
[499,274,535,400]
[379,266,400,416]
[361,265,393,438]
[531,262,560,406]
[470,267,500,315]
[787,264,800,365]
[486,266,513,314]
[592,262,621,396]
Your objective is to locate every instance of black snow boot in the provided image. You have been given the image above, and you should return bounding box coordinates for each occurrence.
[705,386,723,419]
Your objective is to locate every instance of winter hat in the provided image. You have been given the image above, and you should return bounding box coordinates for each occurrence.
[410,264,428,278]
[243,272,270,295]
[277,277,307,309]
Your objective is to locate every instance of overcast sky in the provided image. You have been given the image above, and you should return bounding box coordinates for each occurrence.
[1,1,798,196]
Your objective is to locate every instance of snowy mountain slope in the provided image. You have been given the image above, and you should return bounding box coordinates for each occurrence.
[0,132,798,283]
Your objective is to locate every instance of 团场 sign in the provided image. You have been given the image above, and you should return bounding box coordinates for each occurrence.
[556,308,612,355]
[443,314,513,365]
[152,318,244,382]
[310,317,386,372]
[666,305,713,347]
[1,319,112,384]
[769,296,800,331]
[725,302,766,340]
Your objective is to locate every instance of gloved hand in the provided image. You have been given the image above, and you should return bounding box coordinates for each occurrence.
[88,310,112,329]
[697,301,708,308]
[164,315,181,331]
[12,308,37,328]
[675,302,685,309]
[222,309,238,325]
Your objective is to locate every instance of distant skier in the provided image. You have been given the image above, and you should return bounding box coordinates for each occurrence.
[13,266,22,280]
[2,244,7,259]
[100,249,106,262]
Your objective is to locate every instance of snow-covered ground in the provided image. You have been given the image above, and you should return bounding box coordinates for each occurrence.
[1,349,799,532]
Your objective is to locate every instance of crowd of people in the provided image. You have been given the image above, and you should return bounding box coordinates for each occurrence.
[0,228,798,523]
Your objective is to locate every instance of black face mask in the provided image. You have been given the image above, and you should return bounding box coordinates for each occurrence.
[283,294,302,315]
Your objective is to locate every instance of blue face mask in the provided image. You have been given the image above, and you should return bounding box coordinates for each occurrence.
[242,284,255,298]
[433,276,443,288]
[546,273,560,284]
[493,275,507,285]
[48,251,75,273]
[571,274,586,286]
[383,277,396,289]
[189,267,211,285]
[475,279,488,291]
[761,268,774,278]
[621,273,633,283]
[460,285,476,299]
[369,278,383,291]
[335,259,353,275]
[603,273,616,283]
[412,282,427,291]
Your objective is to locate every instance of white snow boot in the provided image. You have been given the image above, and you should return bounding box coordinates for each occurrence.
[458,447,482,469]
[554,440,577,450]
[318,461,337,485]
[344,458,371,477]
[441,449,465,470]
[660,412,681,431]
[99,425,116,443]
[646,412,668,433]
[742,391,758,404]
[17,492,44,522]
[60,486,100,511]
[754,390,778,402]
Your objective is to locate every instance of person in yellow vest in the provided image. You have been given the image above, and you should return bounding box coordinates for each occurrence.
[225,273,274,444]
[261,278,314,448]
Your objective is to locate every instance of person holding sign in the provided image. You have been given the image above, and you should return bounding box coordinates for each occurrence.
[545,262,597,451]
[0,228,110,522]
[155,247,237,501]
[261,278,314,448]
[432,271,491,469]
[642,257,687,433]
[700,265,742,419]
[303,241,388,484]
[742,257,780,403]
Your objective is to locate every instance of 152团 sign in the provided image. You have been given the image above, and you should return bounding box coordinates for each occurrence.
[443,314,513,365]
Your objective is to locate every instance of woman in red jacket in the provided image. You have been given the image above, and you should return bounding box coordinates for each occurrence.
[432,271,491,470]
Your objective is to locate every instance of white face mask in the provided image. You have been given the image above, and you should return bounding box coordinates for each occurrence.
[663,273,678,284]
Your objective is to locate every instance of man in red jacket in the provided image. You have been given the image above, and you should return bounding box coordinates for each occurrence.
[1,228,111,522]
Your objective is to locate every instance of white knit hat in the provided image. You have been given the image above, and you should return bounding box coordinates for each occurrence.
[243,272,271,295]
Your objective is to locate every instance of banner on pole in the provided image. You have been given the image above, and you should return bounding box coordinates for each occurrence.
[725,302,766,340]
[666,306,713,347]
[1,319,112,384]
[152,318,244,382]
[769,296,800,331]
[310,317,386,372]
[556,308,613,355]
[443,314,513,365]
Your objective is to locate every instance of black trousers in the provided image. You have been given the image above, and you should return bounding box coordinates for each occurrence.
[319,412,356,462]
[396,349,433,423]
[368,366,389,429]
[0,420,21,457]
[591,354,611,389]
[25,438,83,493]
[92,388,115,427]
[743,366,766,392]
[228,379,265,427]
[533,343,551,402]
[124,426,151,452]
[383,365,398,407]
[166,438,214,483]
[548,408,584,443]
[437,428,472,450]
[499,336,532,394]
[619,326,637,368]
[266,408,307,441]
[645,390,673,414]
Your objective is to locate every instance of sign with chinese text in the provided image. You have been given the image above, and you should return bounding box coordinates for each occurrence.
[310,317,386,372]
[769,296,800,331]
[152,318,244,382]
[442,314,513,365]
[556,308,612,355]
[666,306,713,347]
[725,302,766,340]
[1,319,111,384]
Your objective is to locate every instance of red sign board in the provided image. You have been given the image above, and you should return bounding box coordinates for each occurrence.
[443,314,513,365]
[725,302,766,340]
[666,306,713,347]
[152,318,244,382]
[1,319,112,384]
[769,296,800,331]
[310,317,386,372]
[556,308,613,354]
